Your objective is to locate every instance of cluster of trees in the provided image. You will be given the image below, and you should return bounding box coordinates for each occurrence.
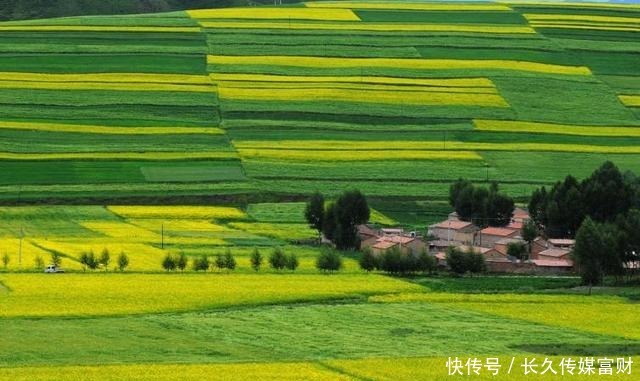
[359,247,437,275]
[305,190,370,250]
[528,162,640,285]
[444,247,486,276]
[0,0,293,21]
[315,248,342,272]
[162,247,299,272]
[449,180,515,227]
[73,249,130,272]
[529,161,639,238]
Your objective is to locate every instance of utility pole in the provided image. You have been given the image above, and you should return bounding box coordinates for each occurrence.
[161,223,164,250]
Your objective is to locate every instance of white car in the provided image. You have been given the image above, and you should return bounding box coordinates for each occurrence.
[44,265,64,273]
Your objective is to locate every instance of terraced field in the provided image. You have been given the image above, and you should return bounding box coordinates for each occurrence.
[0,1,637,221]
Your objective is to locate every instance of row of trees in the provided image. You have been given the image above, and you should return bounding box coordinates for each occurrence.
[359,247,437,275]
[449,180,515,227]
[529,161,640,238]
[445,247,487,276]
[528,162,640,286]
[162,247,299,272]
[305,190,370,250]
[79,249,129,272]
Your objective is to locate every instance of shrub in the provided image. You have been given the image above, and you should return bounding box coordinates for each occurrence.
[99,248,110,271]
[117,252,129,272]
[192,255,209,272]
[316,248,342,272]
[176,252,188,271]
[250,247,262,272]
[417,249,437,274]
[162,253,177,271]
[269,247,287,270]
[359,247,377,272]
[224,249,236,271]
[286,253,299,271]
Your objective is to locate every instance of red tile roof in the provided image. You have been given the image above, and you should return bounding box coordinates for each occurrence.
[481,227,518,237]
[372,241,397,250]
[506,221,523,230]
[538,248,571,258]
[432,220,473,230]
[379,235,415,245]
[532,259,573,267]
[548,239,575,247]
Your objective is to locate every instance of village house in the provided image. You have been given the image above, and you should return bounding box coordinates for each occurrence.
[428,220,477,245]
[358,225,426,256]
[476,226,519,248]
[531,237,575,257]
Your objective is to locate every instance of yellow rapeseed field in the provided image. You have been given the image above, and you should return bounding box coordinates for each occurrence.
[0,80,216,93]
[0,152,238,160]
[237,149,482,161]
[524,13,640,24]
[305,2,513,11]
[207,55,592,75]
[32,239,166,270]
[529,23,640,32]
[0,238,63,270]
[187,8,360,21]
[107,205,247,220]
[620,95,640,106]
[80,221,161,241]
[329,356,638,381]
[215,81,498,94]
[0,120,223,135]
[0,362,353,381]
[0,72,213,84]
[0,273,423,317]
[210,73,496,88]
[474,119,640,137]
[228,222,316,241]
[0,26,200,32]
[217,87,508,107]
[200,21,535,34]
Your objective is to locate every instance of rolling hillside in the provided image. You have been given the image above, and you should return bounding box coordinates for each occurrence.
[0,1,638,226]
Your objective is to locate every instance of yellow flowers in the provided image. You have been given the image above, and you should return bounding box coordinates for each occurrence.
[0,121,223,135]
[305,2,513,11]
[108,205,247,220]
[0,72,216,93]
[474,119,640,137]
[620,95,640,107]
[0,273,422,317]
[213,73,506,107]
[201,21,535,34]
[0,26,200,32]
[228,222,316,241]
[188,8,360,21]
[0,72,213,84]
[208,55,593,76]
[237,149,482,161]
[525,13,640,32]
[211,73,496,88]
[0,152,238,161]
[370,292,640,340]
[218,86,508,107]
[0,362,354,381]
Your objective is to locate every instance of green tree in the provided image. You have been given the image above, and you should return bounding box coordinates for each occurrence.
[1,253,9,269]
[50,251,62,268]
[34,255,44,270]
[445,246,467,275]
[305,191,325,241]
[323,190,370,250]
[117,252,129,272]
[286,253,299,271]
[581,161,635,222]
[466,250,487,275]
[79,251,90,272]
[86,251,99,271]
[507,242,527,261]
[99,248,110,271]
[162,253,177,271]
[224,249,236,271]
[417,249,437,274]
[449,180,514,227]
[573,217,606,291]
[269,247,287,270]
[316,248,342,272]
[192,255,209,272]
[322,202,338,243]
[250,247,262,272]
[214,253,226,271]
[522,219,537,258]
[359,247,377,272]
[176,251,188,272]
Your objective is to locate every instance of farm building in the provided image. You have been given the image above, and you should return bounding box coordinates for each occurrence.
[535,248,572,262]
[531,259,574,274]
[493,238,525,257]
[428,220,477,245]
[476,227,519,248]
[371,235,426,256]
[531,237,575,256]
